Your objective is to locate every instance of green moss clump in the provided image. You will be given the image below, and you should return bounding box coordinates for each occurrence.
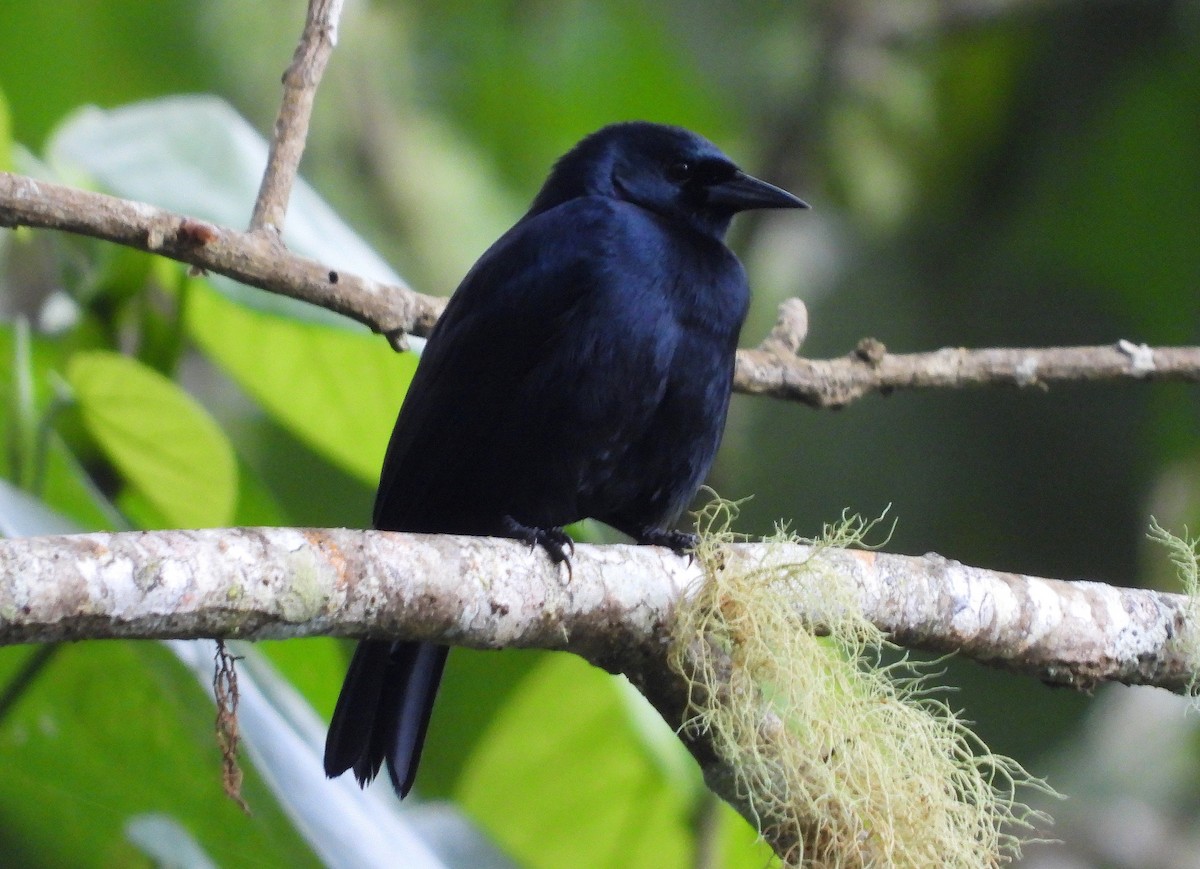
[668,498,1051,867]
[1148,517,1200,696]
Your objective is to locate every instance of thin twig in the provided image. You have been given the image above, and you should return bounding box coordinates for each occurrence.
[249,0,345,236]
[736,330,1200,407]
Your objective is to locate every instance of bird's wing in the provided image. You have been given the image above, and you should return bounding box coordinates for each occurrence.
[373,197,678,534]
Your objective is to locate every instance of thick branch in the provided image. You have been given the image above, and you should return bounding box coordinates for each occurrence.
[0,528,1191,691]
[249,0,344,235]
[2,528,1191,857]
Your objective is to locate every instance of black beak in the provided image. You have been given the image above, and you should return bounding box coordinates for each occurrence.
[706,170,809,213]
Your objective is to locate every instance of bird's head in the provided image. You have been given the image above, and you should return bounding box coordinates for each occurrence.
[528,122,807,238]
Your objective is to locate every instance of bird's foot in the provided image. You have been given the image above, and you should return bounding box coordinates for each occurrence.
[502,516,576,568]
[636,528,698,558]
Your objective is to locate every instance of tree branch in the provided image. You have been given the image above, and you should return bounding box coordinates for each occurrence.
[0,528,1191,691]
[249,0,345,236]
[4,171,1199,395]
[737,329,1200,408]
[1,527,1192,856]
[0,172,443,341]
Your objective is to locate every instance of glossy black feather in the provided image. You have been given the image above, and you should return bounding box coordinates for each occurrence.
[324,121,806,797]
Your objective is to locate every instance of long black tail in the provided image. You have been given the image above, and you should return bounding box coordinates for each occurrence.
[323,639,449,797]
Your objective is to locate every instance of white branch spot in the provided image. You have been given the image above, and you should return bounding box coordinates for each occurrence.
[1117,339,1156,374]
[1014,355,1040,386]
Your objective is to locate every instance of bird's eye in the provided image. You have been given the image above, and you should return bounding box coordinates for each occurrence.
[666,161,693,183]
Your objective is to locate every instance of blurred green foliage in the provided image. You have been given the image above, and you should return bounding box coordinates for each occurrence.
[0,643,321,869]
[1,1,1199,866]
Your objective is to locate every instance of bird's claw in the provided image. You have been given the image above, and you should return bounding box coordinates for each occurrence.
[502,517,575,578]
[637,528,698,559]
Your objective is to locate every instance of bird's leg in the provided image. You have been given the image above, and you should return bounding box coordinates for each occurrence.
[501,516,576,570]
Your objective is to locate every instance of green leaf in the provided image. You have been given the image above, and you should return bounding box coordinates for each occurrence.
[416,648,551,797]
[256,638,349,722]
[456,655,695,869]
[65,350,237,527]
[231,456,290,528]
[186,282,415,485]
[0,642,320,868]
[0,3,214,149]
[0,324,121,530]
[0,84,11,171]
[719,802,779,868]
[33,430,125,532]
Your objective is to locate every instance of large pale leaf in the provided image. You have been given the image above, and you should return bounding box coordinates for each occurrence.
[186,283,414,485]
[46,95,404,325]
[174,638,516,869]
[169,641,457,869]
[0,479,79,537]
[456,654,696,869]
[125,815,219,869]
[66,350,237,528]
[0,641,321,868]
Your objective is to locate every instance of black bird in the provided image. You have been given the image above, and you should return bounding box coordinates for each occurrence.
[323,122,807,797]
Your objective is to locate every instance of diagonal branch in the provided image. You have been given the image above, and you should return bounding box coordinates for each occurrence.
[249,0,346,236]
